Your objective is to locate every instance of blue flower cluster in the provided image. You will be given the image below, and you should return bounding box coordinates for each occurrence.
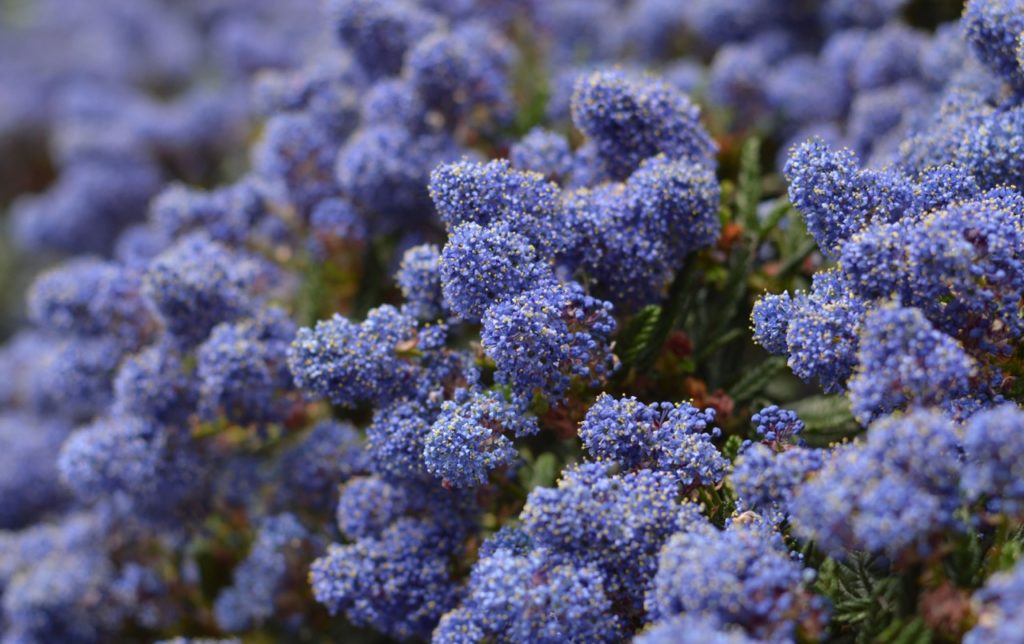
[751,405,806,443]
[961,404,1024,516]
[732,444,825,525]
[647,513,821,641]
[965,559,1024,644]
[310,478,476,640]
[423,390,538,487]
[747,16,1024,563]
[578,394,726,484]
[847,305,977,424]
[789,410,963,557]
[3,0,1024,641]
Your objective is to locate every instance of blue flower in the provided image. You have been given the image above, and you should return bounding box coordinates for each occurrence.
[481,281,616,402]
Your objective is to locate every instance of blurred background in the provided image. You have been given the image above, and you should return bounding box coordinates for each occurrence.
[0,0,966,340]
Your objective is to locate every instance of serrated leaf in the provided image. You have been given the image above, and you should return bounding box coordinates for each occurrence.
[729,356,788,403]
[615,304,661,366]
[879,618,932,644]
[636,259,699,371]
[723,435,744,461]
[816,552,920,643]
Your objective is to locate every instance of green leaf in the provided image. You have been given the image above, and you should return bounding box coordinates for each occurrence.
[519,452,559,492]
[694,249,751,357]
[723,435,744,461]
[729,356,788,403]
[352,242,386,320]
[946,526,985,587]
[736,137,762,230]
[878,618,932,644]
[752,199,793,250]
[816,552,918,643]
[778,238,818,280]
[635,258,699,371]
[694,327,745,361]
[695,485,736,527]
[790,395,859,445]
[615,304,662,366]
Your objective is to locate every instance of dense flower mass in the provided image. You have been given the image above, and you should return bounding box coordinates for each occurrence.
[1,0,1023,642]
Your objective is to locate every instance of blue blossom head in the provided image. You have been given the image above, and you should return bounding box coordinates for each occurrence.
[335,476,411,540]
[822,0,909,29]
[429,158,565,254]
[288,304,422,408]
[707,34,791,130]
[442,548,624,643]
[965,559,1024,644]
[637,614,761,644]
[848,305,977,424]
[578,394,725,483]
[10,159,161,255]
[843,189,1024,355]
[561,175,712,309]
[326,0,441,79]
[520,463,681,609]
[396,244,446,320]
[28,258,154,350]
[790,409,962,557]
[439,221,551,322]
[2,550,123,644]
[624,154,720,264]
[112,342,197,426]
[846,81,927,160]
[481,280,616,403]
[360,79,426,130]
[277,420,365,513]
[253,113,340,216]
[784,269,868,393]
[851,24,926,91]
[731,444,825,525]
[310,519,460,640]
[406,23,516,128]
[961,404,1024,515]
[114,224,171,269]
[509,127,574,183]
[766,55,846,127]
[0,413,71,529]
[679,0,782,46]
[963,0,1024,89]
[143,234,259,348]
[366,399,437,480]
[423,390,537,487]
[336,125,460,228]
[58,415,206,518]
[751,405,805,443]
[647,517,815,641]
[571,69,717,180]
[149,181,265,245]
[214,513,310,633]
[955,105,1024,191]
[197,307,297,425]
[253,52,364,136]
[42,337,124,421]
[785,138,879,258]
